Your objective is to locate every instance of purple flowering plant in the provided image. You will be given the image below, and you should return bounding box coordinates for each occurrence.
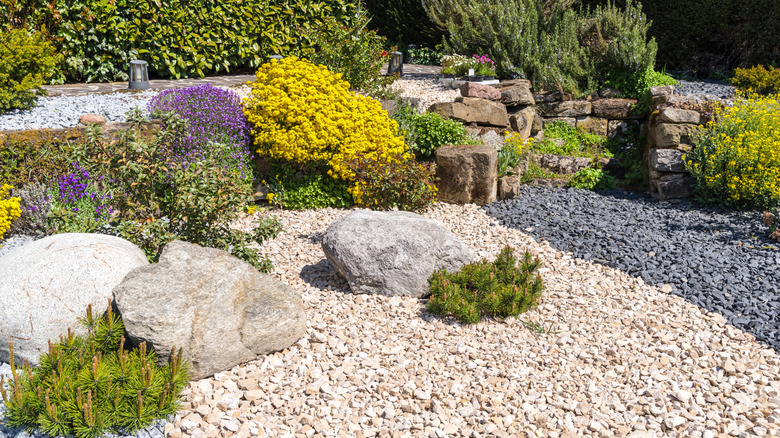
[48,162,115,233]
[147,84,254,184]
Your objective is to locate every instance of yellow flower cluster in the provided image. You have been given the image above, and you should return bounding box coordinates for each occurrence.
[686,95,780,209]
[504,132,533,154]
[0,184,22,240]
[243,57,408,182]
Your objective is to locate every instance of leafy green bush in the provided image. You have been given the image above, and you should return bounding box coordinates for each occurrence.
[424,0,657,96]
[603,67,678,114]
[297,11,394,96]
[568,167,616,191]
[535,121,609,158]
[0,28,62,113]
[686,95,780,210]
[0,302,188,437]
[426,246,544,324]
[346,153,438,213]
[390,102,470,158]
[408,46,443,66]
[264,162,353,210]
[731,65,780,97]
[0,0,359,82]
[0,133,81,188]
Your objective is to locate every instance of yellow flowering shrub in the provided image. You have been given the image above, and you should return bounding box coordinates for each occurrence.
[0,184,22,240]
[243,57,408,185]
[731,65,780,97]
[686,95,780,209]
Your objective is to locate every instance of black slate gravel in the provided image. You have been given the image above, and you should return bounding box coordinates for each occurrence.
[483,186,780,350]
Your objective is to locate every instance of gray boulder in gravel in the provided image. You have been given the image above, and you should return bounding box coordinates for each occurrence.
[322,211,473,298]
[113,240,305,380]
[0,233,148,366]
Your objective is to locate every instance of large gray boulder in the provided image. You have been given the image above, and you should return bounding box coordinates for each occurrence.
[322,211,473,298]
[0,233,148,365]
[114,241,306,380]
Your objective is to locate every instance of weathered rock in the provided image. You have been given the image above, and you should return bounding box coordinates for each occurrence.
[509,107,536,139]
[655,177,695,200]
[533,91,563,103]
[321,211,473,298]
[534,153,592,175]
[543,100,592,117]
[0,234,148,365]
[531,112,544,134]
[608,119,641,139]
[649,148,688,173]
[591,98,641,119]
[435,144,498,205]
[477,129,504,150]
[658,108,701,125]
[654,123,698,148]
[460,82,501,101]
[495,78,531,89]
[542,117,576,128]
[598,157,628,180]
[113,241,306,380]
[599,88,622,98]
[380,100,398,116]
[498,176,522,201]
[429,98,509,127]
[667,93,723,107]
[499,84,535,106]
[650,85,675,110]
[79,113,107,126]
[576,116,608,136]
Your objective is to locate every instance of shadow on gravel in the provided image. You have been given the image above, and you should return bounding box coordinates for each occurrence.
[299,258,352,295]
[483,186,780,352]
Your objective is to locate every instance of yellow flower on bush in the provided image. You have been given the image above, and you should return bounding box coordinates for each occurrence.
[243,57,408,184]
[0,184,22,240]
[686,95,780,209]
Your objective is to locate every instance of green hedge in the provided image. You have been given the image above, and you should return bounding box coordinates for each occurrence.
[0,0,359,82]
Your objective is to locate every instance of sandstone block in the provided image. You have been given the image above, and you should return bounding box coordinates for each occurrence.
[654,123,698,148]
[498,176,522,201]
[509,107,536,139]
[655,177,695,200]
[435,144,498,205]
[429,98,509,127]
[543,100,592,117]
[534,153,592,175]
[649,148,688,173]
[460,82,501,100]
[499,84,535,106]
[591,98,641,119]
[79,114,107,125]
[658,108,701,125]
[576,116,608,137]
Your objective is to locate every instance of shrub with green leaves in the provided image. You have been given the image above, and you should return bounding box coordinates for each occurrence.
[264,162,353,210]
[0,28,62,113]
[535,121,609,158]
[603,67,677,114]
[0,302,188,438]
[426,246,544,324]
[390,103,470,158]
[297,12,394,96]
[568,167,616,191]
[346,153,438,213]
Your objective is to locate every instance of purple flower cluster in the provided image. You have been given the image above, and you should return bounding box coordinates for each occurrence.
[57,163,114,218]
[147,84,253,178]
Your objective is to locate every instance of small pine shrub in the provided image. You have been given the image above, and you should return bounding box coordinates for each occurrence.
[568,167,616,191]
[346,153,438,213]
[497,133,532,177]
[0,28,62,114]
[297,12,394,96]
[0,184,22,240]
[244,57,408,189]
[731,65,780,97]
[686,95,780,209]
[426,246,544,324]
[0,301,189,437]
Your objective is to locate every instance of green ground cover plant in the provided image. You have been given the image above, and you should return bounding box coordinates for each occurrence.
[686,95,780,210]
[534,121,611,159]
[263,161,353,210]
[568,167,616,191]
[603,67,678,114]
[0,302,188,438]
[426,246,544,324]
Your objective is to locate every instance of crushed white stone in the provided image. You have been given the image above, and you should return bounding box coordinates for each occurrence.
[165,204,780,438]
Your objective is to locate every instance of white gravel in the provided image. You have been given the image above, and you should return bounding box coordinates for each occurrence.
[160,204,780,438]
[390,78,461,112]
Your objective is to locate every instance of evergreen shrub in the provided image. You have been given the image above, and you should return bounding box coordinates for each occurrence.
[0,302,188,438]
[0,28,62,114]
[426,246,544,324]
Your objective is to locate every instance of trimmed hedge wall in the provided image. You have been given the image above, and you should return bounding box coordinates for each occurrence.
[0,0,359,83]
[577,0,780,75]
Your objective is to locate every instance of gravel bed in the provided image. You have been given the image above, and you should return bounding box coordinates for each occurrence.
[390,78,461,112]
[484,186,780,351]
[0,90,159,131]
[673,79,735,99]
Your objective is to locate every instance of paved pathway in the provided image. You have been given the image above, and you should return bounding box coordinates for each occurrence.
[41,64,442,97]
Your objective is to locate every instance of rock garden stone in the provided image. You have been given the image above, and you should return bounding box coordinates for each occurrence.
[591,98,641,119]
[608,120,641,139]
[498,176,522,201]
[509,107,536,139]
[534,154,592,175]
[459,82,501,101]
[321,210,473,298]
[655,177,695,200]
[649,148,687,173]
[0,233,148,365]
[654,123,698,148]
[435,144,498,206]
[429,98,509,127]
[575,116,608,136]
[542,117,576,128]
[543,100,592,117]
[78,113,107,125]
[657,108,701,125]
[499,84,535,106]
[113,240,306,380]
[598,87,622,98]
